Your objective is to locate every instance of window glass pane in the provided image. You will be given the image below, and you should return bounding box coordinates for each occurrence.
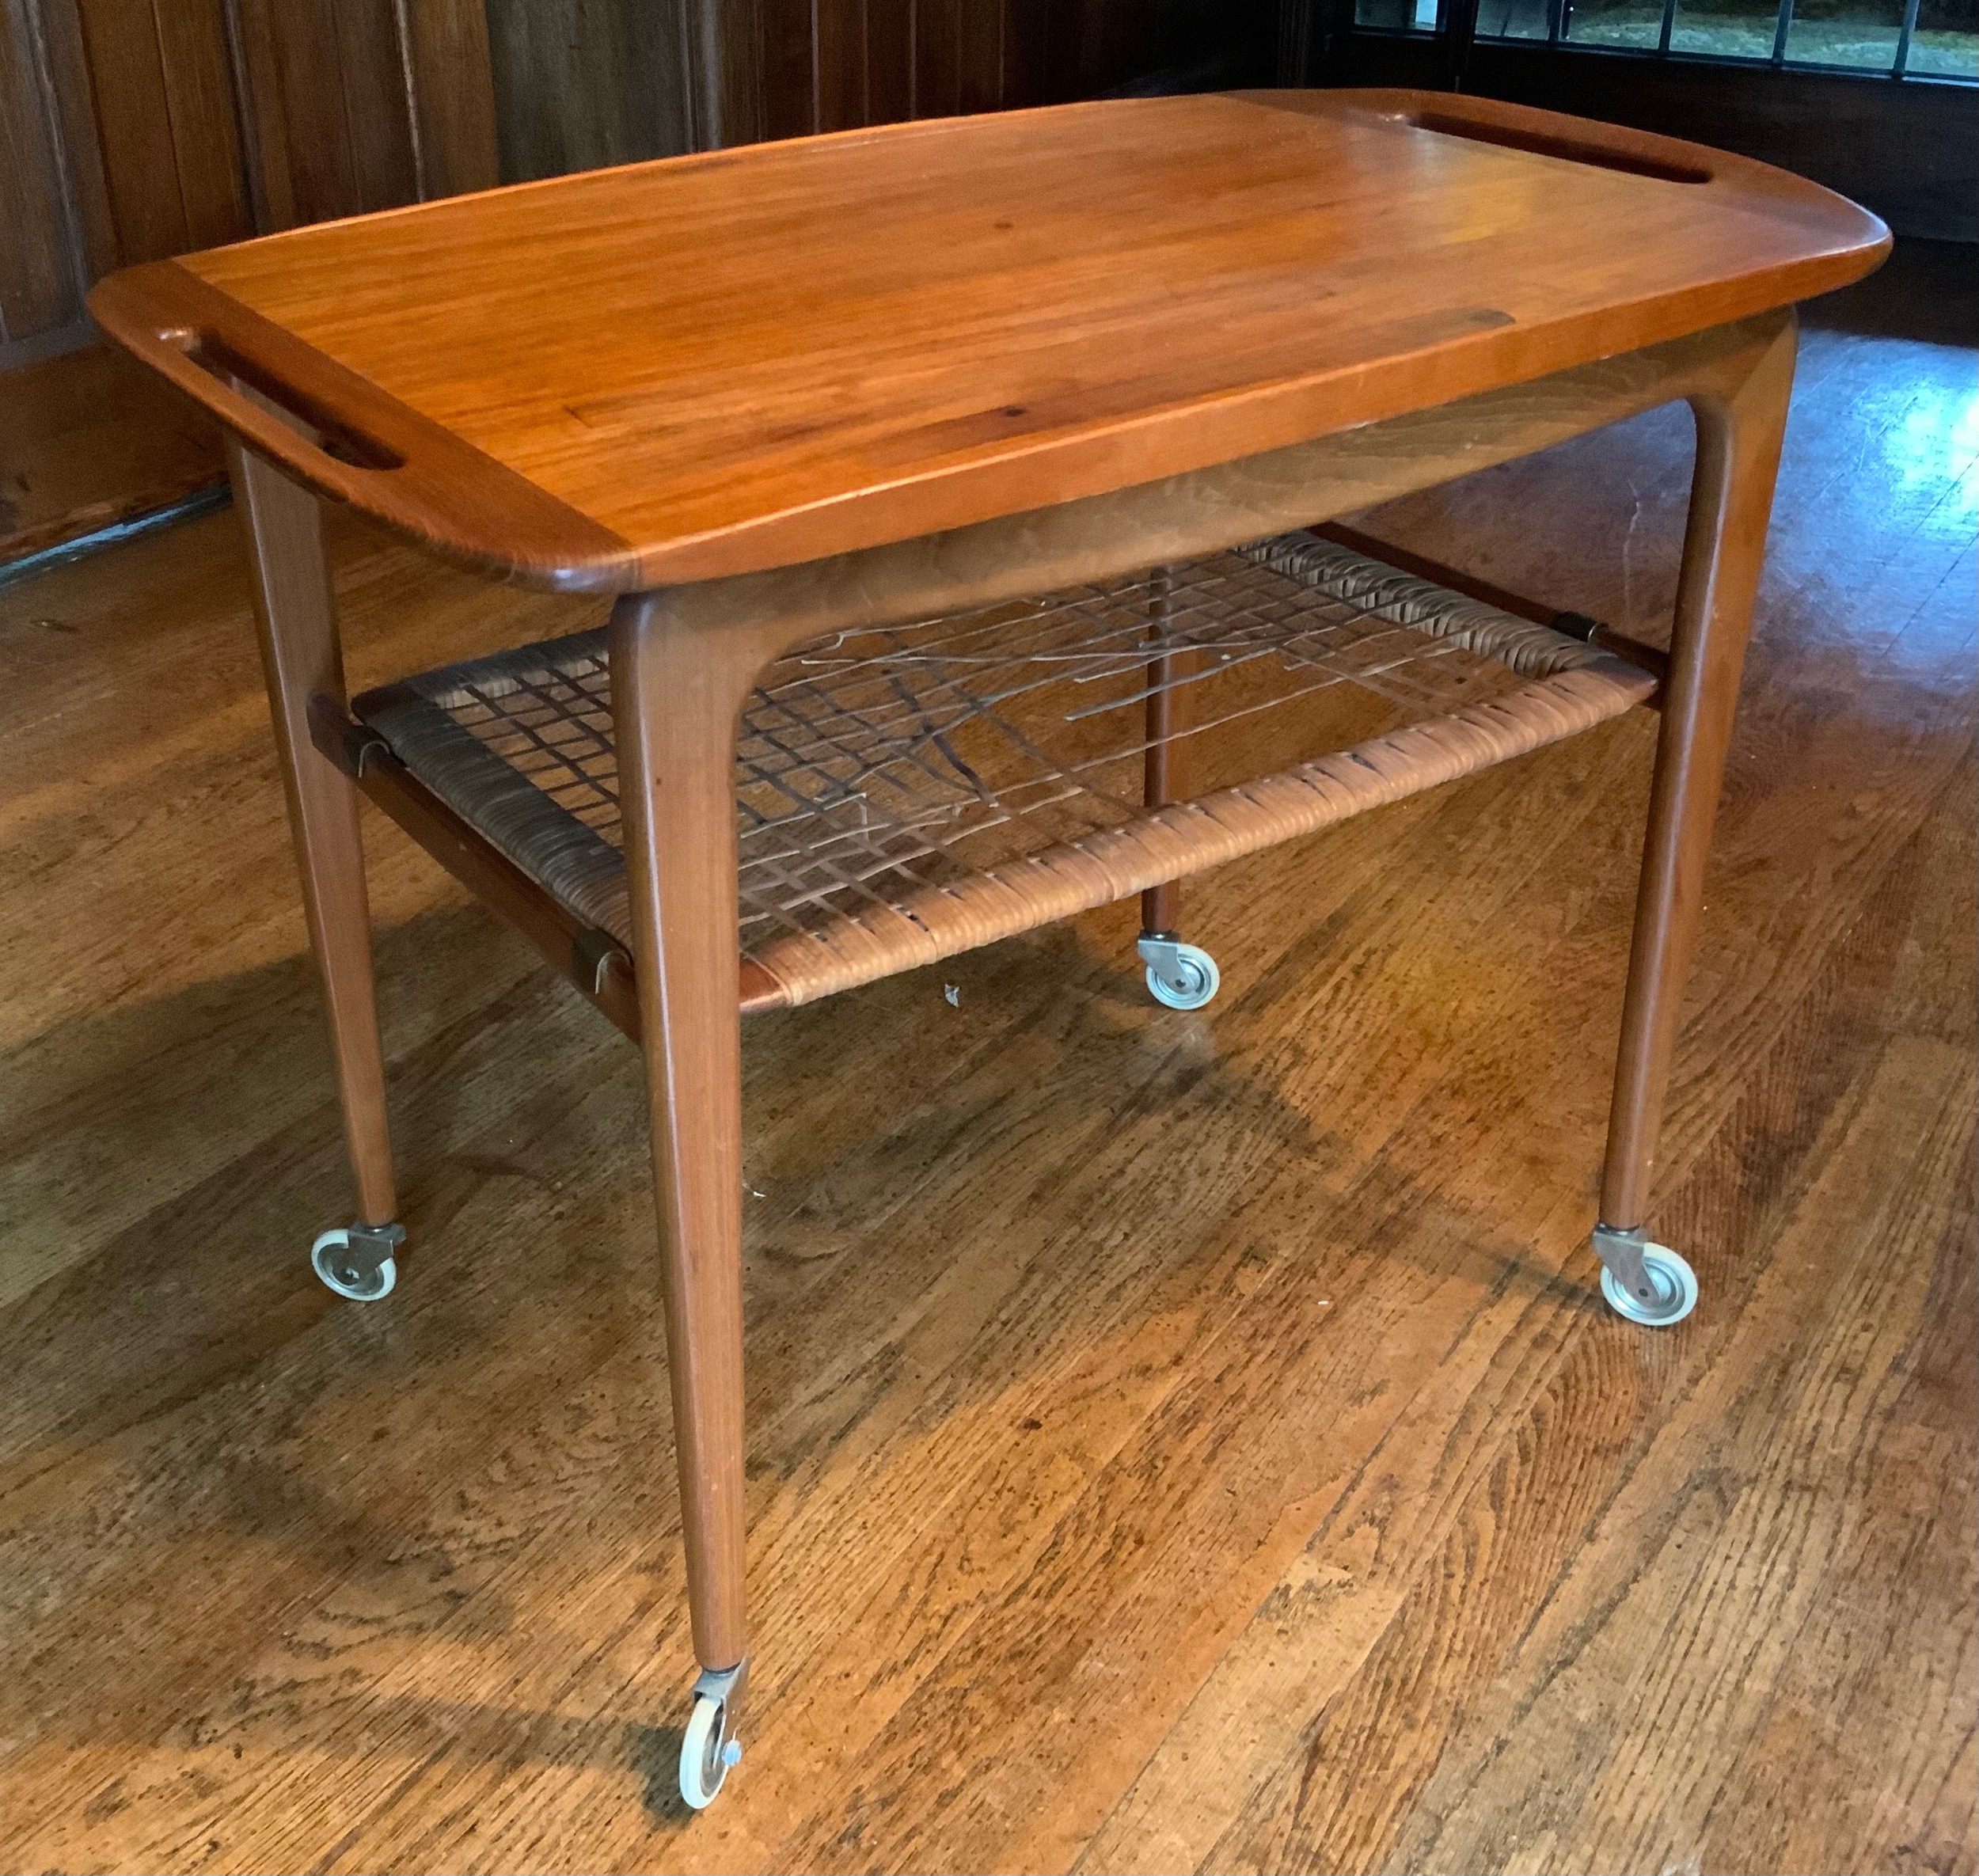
[1476,0,1554,38]
[1666,0,1781,58]
[1561,0,1666,49]
[1354,0,1434,27]
[1905,0,1979,71]
[1783,0,1903,67]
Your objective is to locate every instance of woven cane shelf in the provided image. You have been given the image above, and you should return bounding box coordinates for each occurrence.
[351,534,1658,1012]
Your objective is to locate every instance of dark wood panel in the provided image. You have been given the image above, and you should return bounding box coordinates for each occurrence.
[330,0,420,215]
[915,0,964,115]
[397,0,501,199]
[1001,0,1050,102]
[817,0,868,130]
[63,0,250,263]
[73,0,196,260]
[233,0,416,226]
[743,0,1278,143]
[956,0,1006,108]
[30,0,115,287]
[0,0,82,343]
[484,0,695,180]
[3,0,496,336]
[152,0,249,249]
[760,0,816,135]
[868,0,914,120]
[689,0,761,147]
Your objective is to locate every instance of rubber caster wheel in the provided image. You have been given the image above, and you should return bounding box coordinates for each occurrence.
[310,1225,401,1302]
[1600,1243,1698,1327]
[680,1691,743,1810]
[1139,936,1220,1011]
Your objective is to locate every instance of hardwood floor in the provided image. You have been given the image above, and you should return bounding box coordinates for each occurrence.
[0,271,1971,1873]
[0,344,225,570]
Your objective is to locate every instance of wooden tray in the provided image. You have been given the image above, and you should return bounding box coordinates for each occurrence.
[89,90,1884,592]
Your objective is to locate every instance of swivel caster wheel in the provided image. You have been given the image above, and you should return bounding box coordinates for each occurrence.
[679,1662,748,1810]
[310,1222,405,1301]
[1138,935,1220,1011]
[1592,1225,1697,1327]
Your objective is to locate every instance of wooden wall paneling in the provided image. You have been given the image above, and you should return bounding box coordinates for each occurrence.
[1050,0,1141,101]
[0,0,81,343]
[70,0,196,260]
[736,0,1277,152]
[331,0,420,214]
[867,0,914,121]
[25,0,110,288]
[1151,0,1280,93]
[816,0,868,131]
[759,0,817,136]
[72,0,253,259]
[150,0,249,248]
[230,0,416,229]
[231,0,341,230]
[956,0,1007,110]
[393,0,499,198]
[688,0,764,148]
[1001,0,1052,104]
[483,0,695,183]
[224,0,291,228]
[915,0,964,116]
[229,0,494,230]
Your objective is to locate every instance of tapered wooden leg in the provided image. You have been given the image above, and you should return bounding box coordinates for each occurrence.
[1596,316,1799,1287]
[610,591,769,1686]
[1140,564,1183,938]
[1137,565,1222,1009]
[230,442,397,1234]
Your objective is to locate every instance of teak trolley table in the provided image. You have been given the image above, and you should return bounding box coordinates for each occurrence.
[93,89,1886,1809]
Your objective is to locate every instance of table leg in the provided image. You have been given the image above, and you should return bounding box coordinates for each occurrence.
[1137,566,1221,1010]
[609,591,764,1808]
[1592,316,1799,1325]
[1141,564,1183,938]
[230,442,402,1300]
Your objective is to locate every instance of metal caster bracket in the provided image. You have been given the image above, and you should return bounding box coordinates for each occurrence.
[692,1658,750,1716]
[1592,1222,1654,1299]
[1592,1222,1699,1327]
[680,1658,750,1810]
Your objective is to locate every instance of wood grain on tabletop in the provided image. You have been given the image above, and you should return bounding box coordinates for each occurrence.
[0,260,1970,1872]
[87,90,1887,589]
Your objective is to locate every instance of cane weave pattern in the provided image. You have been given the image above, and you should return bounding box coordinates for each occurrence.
[355,533,1655,1008]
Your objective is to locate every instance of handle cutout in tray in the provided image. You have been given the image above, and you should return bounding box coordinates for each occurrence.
[172,328,406,471]
[1400,111,1712,185]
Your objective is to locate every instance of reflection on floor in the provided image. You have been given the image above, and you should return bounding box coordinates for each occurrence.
[0,272,1972,1872]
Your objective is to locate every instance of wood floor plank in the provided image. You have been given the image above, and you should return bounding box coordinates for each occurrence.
[1376,1035,1974,1876]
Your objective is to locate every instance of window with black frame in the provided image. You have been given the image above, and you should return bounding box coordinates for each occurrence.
[1356,0,1976,77]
